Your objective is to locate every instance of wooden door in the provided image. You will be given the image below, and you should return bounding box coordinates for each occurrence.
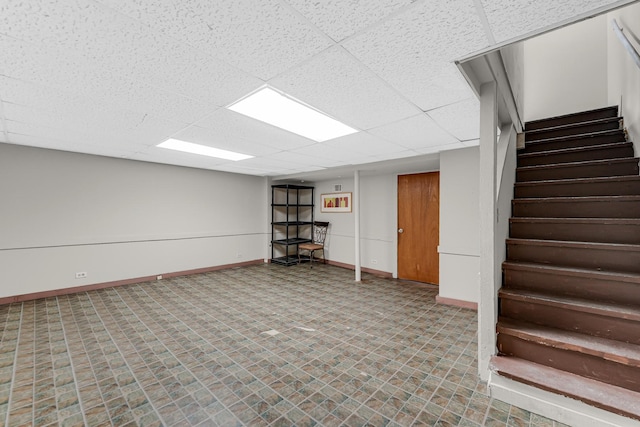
[397,172,440,284]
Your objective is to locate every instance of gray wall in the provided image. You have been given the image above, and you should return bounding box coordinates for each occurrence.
[0,143,267,298]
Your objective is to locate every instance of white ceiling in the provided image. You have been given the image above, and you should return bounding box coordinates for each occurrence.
[0,0,633,178]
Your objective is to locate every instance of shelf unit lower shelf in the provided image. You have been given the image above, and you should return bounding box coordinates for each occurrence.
[271,255,311,266]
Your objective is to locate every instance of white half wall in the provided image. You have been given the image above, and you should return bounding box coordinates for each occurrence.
[0,144,267,298]
[608,2,640,154]
[524,15,609,122]
[439,146,480,303]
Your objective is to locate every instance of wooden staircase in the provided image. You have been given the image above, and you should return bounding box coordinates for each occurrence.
[491,106,640,421]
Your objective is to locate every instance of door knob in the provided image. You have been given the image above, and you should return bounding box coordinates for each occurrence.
[398,228,404,233]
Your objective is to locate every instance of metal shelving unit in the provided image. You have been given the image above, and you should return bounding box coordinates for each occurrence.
[271,184,314,266]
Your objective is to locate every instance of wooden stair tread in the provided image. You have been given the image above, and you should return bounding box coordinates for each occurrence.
[499,288,640,321]
[525,106,619,131]
[525,116,621,140]
[510,217,640,225]
[516,157,638,172]
[502,260,640,284]
[490,356,640,420]
[514,175,640,187]
[518,142,632,159]
[506,237,640,251]
[521,128,624,145]
[513,194,640,203]
[497,318,640,367]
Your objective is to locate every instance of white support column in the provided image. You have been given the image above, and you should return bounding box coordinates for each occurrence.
[354,170,361,282]
[478,81,498,381]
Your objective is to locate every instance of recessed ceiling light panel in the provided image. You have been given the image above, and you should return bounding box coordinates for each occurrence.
[227,86,358,142]
[157,139,253,161]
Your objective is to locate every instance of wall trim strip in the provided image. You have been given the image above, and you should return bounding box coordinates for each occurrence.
[436,295,478,311]
[325,260,393,279]
[0,259,264,305]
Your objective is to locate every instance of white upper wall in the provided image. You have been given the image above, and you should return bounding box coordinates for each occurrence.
[524,15,609,122]
[0,143,267,298]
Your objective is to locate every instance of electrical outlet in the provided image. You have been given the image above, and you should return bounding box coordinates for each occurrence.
[75,272,87,279]
[156,275,162,280]
[236,253,242,259]
[371,259,378,265]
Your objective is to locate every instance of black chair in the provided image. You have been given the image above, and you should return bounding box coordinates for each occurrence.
[298,221,329,266]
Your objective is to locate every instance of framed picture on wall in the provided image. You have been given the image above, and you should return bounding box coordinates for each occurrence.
[321,192,352,213]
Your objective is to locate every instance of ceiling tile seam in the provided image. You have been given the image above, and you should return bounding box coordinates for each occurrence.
[364,111,464,149]
[334,0,428,45]
[89,0,269,90]
[424,98,478,143]
[279,0,339,44]
[472,0,496,45]
[333,45,433,128]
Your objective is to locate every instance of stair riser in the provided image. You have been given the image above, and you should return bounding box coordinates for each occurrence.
[525,107,619,131]
[516,161,639,182]
[526,120,620,142]
[497,334,640,392]
[509,221,640,244]
[517,145,634,167]
[514,179,640,198]
[500,299,640,344]
[512,200,640,218]
[503,267,640,306]
[507,242,640,273]
[521,132,626,153]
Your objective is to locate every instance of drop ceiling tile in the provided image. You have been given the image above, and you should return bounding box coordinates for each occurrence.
[98,0,332,80]
[480,0,621,42]
[170,125,280,158]
[285,0,416,42]
[365,149,420,163]
[210,163,290,176]
[0,2,262,107]
[427,98,480,141]
[6,133,81,152]
[324,132,408,156]
[269,46,420,130]
[0,37,218,124]
[240,156,304,171]
[343,0,488,110]
[130,149,232,171]
[263,151,324,167]
[3,100,184,147]
[368,113,459,150]
[287,144,353,167]
[414,141,467,155]
[6,132,142,160]
[193,109,316,151]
